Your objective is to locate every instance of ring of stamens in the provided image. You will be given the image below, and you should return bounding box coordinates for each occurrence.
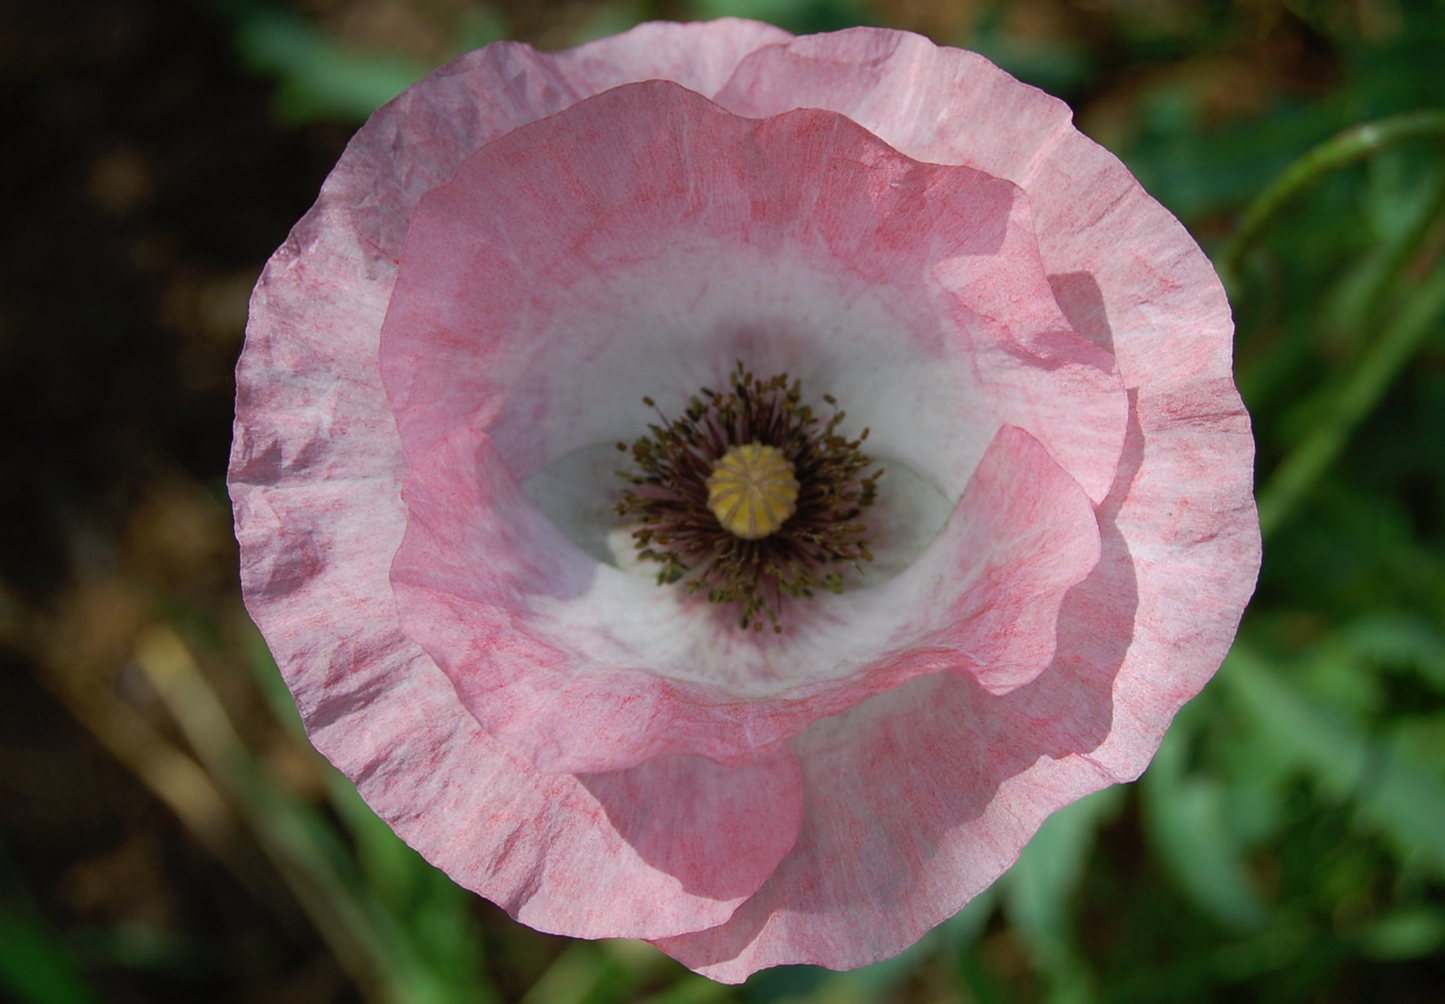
[615,361,881,632]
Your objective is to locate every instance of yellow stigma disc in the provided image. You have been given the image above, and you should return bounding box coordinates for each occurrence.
[706,442,800,540]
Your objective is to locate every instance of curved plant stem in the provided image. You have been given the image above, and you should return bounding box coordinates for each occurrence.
[1222,110,1445,283]
[1257,261,1445,538]
[1349,172,1445,338]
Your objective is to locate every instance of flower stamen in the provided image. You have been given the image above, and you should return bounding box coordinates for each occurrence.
[615,362,881,631]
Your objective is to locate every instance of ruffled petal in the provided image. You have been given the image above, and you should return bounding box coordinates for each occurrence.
[715,28,1125,504]
[657,389,1258,977]
[380,79,1125,507]
[231,19,805,943]
[646,26,1260,977]
[378,79,1114,770]
[578,751,803,906]
[390,422,1098,772]
[234,468,799,938]
[721,23,1260,783]
[654,659,1118,980]
[233,19,1258,979]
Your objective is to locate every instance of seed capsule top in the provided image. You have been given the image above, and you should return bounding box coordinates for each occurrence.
[706,442,799,539]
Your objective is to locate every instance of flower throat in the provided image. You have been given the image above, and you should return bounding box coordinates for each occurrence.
[615,362,881,632]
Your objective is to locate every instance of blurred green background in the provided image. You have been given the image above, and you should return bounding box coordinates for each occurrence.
[2,0,1444,1001]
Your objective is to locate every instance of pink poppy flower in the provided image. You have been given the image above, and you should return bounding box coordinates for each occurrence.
[230,19,1260,981]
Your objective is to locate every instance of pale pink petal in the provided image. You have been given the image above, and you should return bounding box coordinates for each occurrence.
[713,23,1259,783]
[658,392,1256,977]
[715,29,1120,503]
[231,19,805,942]
[645,28,1260,975]
[380,80,1124,506]
[655,650,1121,980]
[717,29,1074,184]
[578,751,803,904]
[233,471,800,938]
[378,80,1112,770]
[390,422,1097,772]
[550,18,792,95]
[233,19,1258,979]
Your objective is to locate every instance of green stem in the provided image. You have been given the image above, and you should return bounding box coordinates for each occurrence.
[1256,260,1445,539]
[1222,110,1445,283]
[1348,171,1445,338]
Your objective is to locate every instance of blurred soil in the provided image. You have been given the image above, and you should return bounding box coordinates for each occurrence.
[0,0,361,999]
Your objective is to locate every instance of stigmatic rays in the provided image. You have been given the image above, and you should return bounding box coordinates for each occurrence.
[616,362,882,631]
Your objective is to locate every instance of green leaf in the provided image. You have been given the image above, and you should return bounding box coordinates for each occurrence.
[0,916,104,1004]
[1336,614,1445,693]
[1141,720,1271,932]
[231,7,430,123]
[1222,647,1445,877]
[688,0,870,34]
[1001,786,1123,1002]
[0,838,103,1004]
[1361,906,1445,960]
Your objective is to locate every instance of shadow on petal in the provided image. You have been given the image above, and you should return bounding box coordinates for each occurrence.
[1048,270,1114,356]
[652,401,1145,981]
[580,749,804,903]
